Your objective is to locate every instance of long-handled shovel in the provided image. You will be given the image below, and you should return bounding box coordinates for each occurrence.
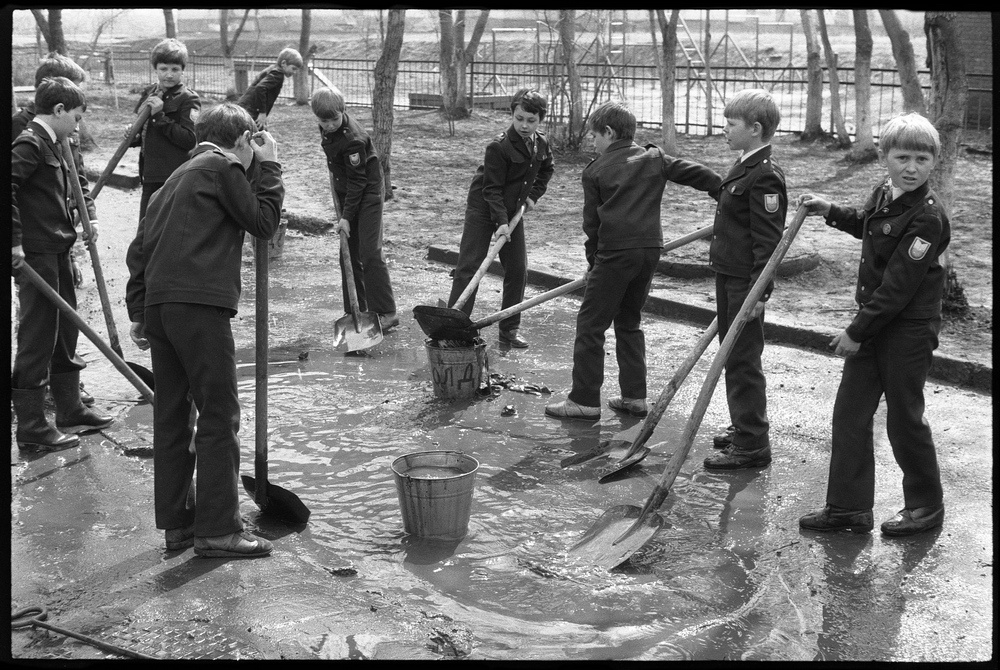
[16,262,154,405]
[240,236,310,524]
[328,180,383,352]
[440,204,525,309]
[60,138,155,390]
[89,104,151,200]
[560,317,719,478]
[567,205,808,570]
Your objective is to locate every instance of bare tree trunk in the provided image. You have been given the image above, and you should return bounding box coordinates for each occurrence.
[816,10,852,148]
[163,9,176,38]
[799,9,825,141]
[373,9,405,200]
[438,10,460,119]
[848,9,877,161]
[879,9,927,115]
[437,10,489,121]
[650,9,680,155]
[294,9,312,105]
[31,9,66,55]
[558,10,584,151]
[220,9,252,98]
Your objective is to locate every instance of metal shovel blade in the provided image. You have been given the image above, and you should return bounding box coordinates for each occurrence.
[567,505,664,569]
[333,311,383,352]
[596,441,668,482]
[559,432,636,468]
[412,304,476,340]
[241,475,311,524]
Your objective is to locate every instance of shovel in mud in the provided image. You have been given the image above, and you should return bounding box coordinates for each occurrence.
[241,236,311,524]
[567,205,808,570]
[329,185,382,352]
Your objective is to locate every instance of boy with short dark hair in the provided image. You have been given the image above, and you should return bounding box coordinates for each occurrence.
[237,47,303,131]
[12,53,88,139]
[129,37,201,220]
[448,88,554,348]
[798,112,950,537]
[311,85,398,330]
[702,88,788,470]
[125,102,284,558]
[545,101,721,419]
[11,77,114,451]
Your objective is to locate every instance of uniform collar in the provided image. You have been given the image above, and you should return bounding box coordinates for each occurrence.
[31,118,58,143]
[739,144,771,164]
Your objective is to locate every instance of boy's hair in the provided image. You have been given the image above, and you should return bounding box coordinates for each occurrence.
[34,76,87,115]
[195,102,255,148]
[310,86,346,119]
[150,38,188,69]
[34,53,87,87]
[724,88,781,141]
[510,88,547,120]
[878,112,941,158]
[587,101,636,141]
[277,47,304,68]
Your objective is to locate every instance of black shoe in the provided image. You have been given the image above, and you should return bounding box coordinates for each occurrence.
[499,330,528,348]
[880,504,944,537]
[713,425,736,449]
[704,444,771,470]
[799,505,874,533]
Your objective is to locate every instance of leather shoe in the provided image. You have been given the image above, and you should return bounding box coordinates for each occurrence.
[713,425,736,449]
[499,329,528,348]
[194,530,273,558]
[545,398,600,420]
[165,524,196,551]
[799,505,874,533]
[880,504,944,537]
[703,444,771,469]
[378,312,400,331]
[608,396,648,417]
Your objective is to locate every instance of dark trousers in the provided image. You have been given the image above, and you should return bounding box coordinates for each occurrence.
[448,209,527,333]
[568,248,659,408]
[827,316,943,510]
[144,303,243,536]
[716,273,770,450]
[341,185,396,315]
[11,250,85,389]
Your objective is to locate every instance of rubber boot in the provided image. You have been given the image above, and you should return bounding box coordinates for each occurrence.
[12,387,80,451]
[51,371,113,434]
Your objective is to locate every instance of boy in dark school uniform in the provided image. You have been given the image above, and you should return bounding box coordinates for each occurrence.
[125,103,283,558]
[702,88,788,470]
[237,47,303,131]
[447,88,555,348]
[798,112,950,537]
[129,38,201,221]
[545,101,720,420]
[11,77,114,451]
[311,85,398,331]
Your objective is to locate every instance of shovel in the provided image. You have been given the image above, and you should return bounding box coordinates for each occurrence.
[60,138,155,390]
[560,317,719,480]
[89,103,151,200]
[328,183,383,352]
[240,236,311,524]
[16,262,154,405]
[568,205,808,569]
[440,204,525,310]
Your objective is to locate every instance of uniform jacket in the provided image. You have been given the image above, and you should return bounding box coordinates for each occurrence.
[12,105,85,174]
[466,125,554,229]
[11,120,95,253]
[125,144,283,320]
[825,178,950,342]
[709,145,787,301]
[320,112,383,222]
[237,65,286,119]
[581,139,721,267]
[130,82,201,183]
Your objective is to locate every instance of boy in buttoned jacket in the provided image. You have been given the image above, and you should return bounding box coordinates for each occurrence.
[798,112,950,537]
[447,88,555,348]
[237,47,303,132]
[702,88,788,471]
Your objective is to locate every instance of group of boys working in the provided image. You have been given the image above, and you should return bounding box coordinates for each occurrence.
[11,43,949,561]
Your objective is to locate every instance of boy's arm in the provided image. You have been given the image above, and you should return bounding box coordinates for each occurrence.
[746,171,787,297]
[124,215,148,324]
[824,185,882,239]
[248,68,285,118]
[148,91,200,151]
[338,139,371,223]
[218,158,284,240]
[581,168,601,269]
[10,137,42,249]
[479,141,510,228]
[661,152,723,200]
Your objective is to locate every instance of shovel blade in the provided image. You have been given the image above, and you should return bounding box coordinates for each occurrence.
[559,427,639,468]
[568,505,663,569]
[596,445,656,482]
[241,475,311,524]
[334,312,383,352]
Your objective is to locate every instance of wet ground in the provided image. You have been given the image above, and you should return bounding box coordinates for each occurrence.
[9,189,994,661]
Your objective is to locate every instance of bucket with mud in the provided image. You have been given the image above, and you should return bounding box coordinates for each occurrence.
[391,450,479,541]
[424,338,488,400]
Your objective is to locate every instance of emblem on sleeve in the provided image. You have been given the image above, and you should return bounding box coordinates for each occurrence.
[764,193,779,213]
[908,237,931,261]
[190,108,200,123]
[349,152,361,166]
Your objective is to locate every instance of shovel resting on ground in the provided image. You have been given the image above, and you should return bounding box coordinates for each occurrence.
[567,205,808,570]
[328,182,382,352]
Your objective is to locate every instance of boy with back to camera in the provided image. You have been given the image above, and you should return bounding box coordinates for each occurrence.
[544,101,721,420]
[311,85,399,331]
[798,112,950,537]
[701,88,788,470]
[237,47,303,131]
[11,77,114,451]
[125,103,284,557]
[448,88,555,348]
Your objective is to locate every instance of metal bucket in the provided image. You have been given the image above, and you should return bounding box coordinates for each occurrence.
[424,339,487,400]
[391,450,479,541]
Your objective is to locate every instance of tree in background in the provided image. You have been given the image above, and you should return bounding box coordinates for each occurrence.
[799,9,825,141]
[879,10,927,115]
[163,9,176,38]
[293,9,313,105]
[847,9,877,162]
[648,9,681,156]
[437,9,489,120]
[30,9,66,55]
[372,9,405,199]
[219,9,252,99]
[816,10,852,148]
[556,10,584,151]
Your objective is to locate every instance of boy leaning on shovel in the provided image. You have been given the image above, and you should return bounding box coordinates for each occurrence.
[125,103,283,558]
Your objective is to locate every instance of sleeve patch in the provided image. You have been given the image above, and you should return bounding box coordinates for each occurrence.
[908,237,931,261]
[349,152,361,166]
[764,193,779,213]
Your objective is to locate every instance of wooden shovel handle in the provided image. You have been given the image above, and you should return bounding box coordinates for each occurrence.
[90,104,150,200]
[328,174,363,330]
[661,224,713,253]
[471,276,587,330]
[254,235,270,506]
[451,204,526,311]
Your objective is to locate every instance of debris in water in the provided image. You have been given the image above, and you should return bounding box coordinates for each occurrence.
[501,404,516,417]
[324,565,358,577]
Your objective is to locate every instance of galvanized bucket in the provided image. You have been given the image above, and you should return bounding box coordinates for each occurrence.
[391,451,479,541]
[424,339,487,400]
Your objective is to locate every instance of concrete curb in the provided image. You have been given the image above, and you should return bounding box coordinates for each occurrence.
[427,245,992,395]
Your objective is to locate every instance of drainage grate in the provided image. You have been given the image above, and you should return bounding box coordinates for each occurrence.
[109,620,265,660]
